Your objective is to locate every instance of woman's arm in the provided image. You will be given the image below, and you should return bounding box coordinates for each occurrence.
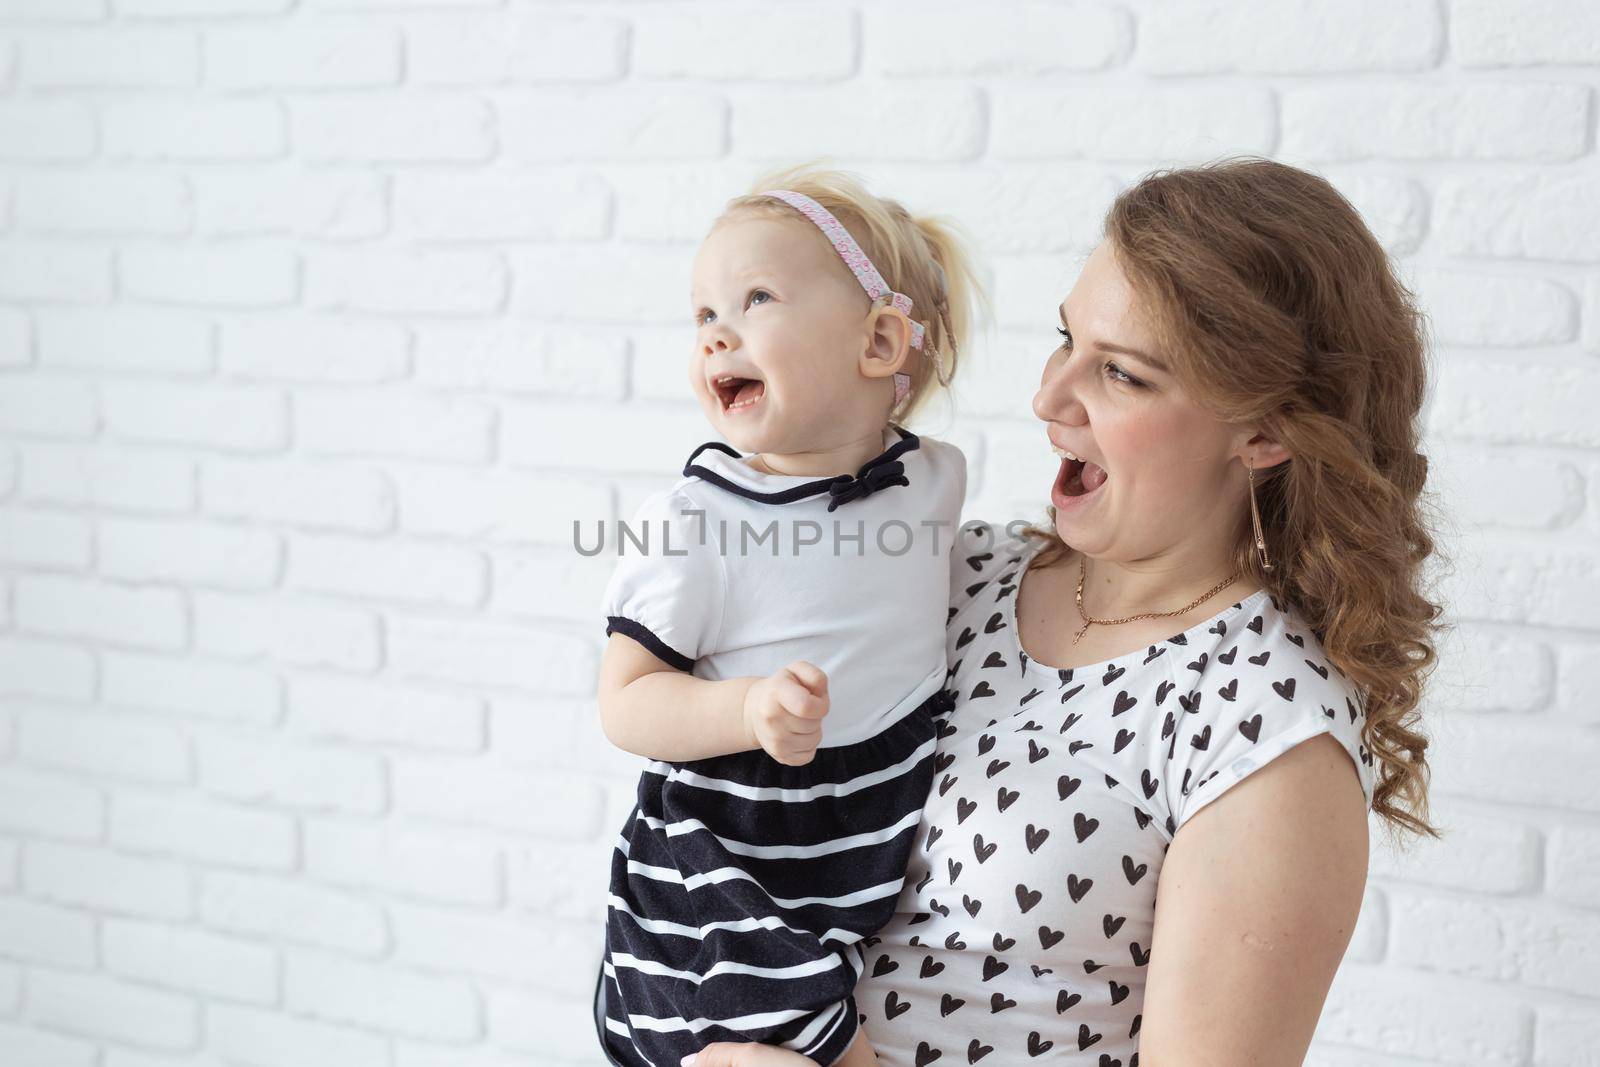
[684,1023,879,1066]
[1137,732,1369,1066]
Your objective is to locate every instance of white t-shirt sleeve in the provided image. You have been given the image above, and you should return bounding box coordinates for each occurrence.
[1164,625,1376,836]
[600,488,726,671]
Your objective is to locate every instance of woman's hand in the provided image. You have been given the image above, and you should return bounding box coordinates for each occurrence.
[741,661,830,766]
[682,1042,819,1066]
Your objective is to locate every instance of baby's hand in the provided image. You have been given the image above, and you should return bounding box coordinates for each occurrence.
[742,662,830,766]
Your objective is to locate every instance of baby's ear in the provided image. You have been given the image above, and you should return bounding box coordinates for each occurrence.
[860,304,913,382]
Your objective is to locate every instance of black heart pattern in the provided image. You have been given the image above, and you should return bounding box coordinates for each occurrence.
[853,535,1373,1067]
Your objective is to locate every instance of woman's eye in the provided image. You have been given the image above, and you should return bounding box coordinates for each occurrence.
[1104,361,1140,387]
[1056,326,1072,349]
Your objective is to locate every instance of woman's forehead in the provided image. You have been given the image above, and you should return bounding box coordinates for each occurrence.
[1064,244,1152,343]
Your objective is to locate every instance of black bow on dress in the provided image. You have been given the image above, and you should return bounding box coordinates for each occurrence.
[825,458,909,512]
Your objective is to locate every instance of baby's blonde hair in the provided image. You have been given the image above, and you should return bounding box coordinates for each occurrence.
[718,162,987,422]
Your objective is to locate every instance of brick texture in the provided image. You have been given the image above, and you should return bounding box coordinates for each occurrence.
[0,4,1596,1065]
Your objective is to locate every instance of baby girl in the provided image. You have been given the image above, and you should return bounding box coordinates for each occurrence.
[593,165,982,1067]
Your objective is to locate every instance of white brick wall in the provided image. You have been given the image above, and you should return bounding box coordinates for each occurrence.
[0,2,1596,1065]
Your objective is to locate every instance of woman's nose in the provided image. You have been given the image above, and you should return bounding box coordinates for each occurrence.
[1034,356,1087,425]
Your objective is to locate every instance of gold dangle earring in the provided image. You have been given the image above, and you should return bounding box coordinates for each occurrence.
[1247,459,1273,573]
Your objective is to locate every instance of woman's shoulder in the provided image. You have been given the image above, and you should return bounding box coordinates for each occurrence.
[946,519,1039,618]
[1177,587,1366,719]
[1161,587,1376,832]
[954,518,1041,567]
[1227,593,1359,701]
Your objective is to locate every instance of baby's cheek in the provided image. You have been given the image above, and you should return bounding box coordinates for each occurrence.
[687,372,719,413]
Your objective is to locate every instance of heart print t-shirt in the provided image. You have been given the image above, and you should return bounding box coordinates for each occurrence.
[851,521,1377,1066]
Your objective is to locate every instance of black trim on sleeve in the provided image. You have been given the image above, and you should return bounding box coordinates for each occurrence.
[682,424,921,509]
[604,615,695,673]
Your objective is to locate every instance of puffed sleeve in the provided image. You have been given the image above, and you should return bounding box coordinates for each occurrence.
[1162,604,1376,836]
[600,488,726,672]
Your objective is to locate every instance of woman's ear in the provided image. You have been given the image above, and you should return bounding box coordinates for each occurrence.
[859,305,912,384]
[1238,430,1291,470]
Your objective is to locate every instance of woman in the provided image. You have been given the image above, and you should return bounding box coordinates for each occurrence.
[685,157,1443,1067]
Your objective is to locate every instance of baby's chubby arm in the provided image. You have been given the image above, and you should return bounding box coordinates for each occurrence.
[598,634,831,765]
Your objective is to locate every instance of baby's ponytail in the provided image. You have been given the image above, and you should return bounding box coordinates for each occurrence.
[904,211,986,416]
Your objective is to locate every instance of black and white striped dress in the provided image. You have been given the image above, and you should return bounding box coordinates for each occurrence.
[593,426,968,1067]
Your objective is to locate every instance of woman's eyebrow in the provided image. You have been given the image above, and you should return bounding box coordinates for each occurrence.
[1059,306,1171,375]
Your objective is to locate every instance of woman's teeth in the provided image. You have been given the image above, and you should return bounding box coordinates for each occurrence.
[1051,442,1108,498]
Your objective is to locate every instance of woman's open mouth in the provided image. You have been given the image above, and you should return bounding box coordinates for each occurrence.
[712,374,765,414]
[1050,449,1108,510]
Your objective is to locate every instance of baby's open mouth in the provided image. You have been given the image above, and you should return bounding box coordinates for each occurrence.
[713,374,765,413]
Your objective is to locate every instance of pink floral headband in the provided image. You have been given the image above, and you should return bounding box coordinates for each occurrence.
[758,188,945,407]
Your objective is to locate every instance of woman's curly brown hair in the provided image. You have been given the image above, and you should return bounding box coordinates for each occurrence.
[1023,157,1446,845]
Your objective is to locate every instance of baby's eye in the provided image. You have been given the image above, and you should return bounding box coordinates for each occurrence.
[748,289,771,307]
[696,308,715,326]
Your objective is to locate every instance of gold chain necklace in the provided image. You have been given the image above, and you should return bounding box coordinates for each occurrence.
[1073,556,1241,645]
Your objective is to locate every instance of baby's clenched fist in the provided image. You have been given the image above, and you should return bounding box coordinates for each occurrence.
[742,661,830,766]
